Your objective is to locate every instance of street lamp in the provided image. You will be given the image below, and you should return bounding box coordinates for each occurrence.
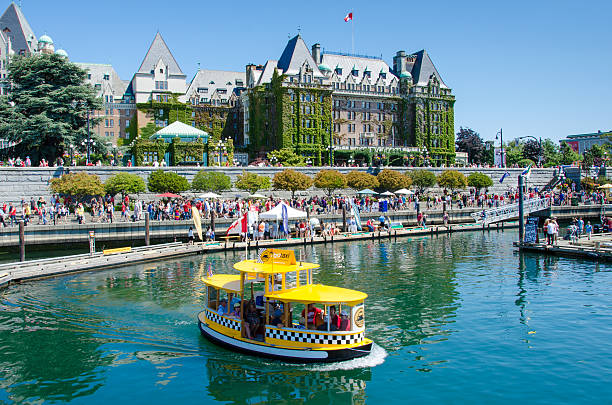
[81,139,95,165]
[495,129,505,168]
[515,135,543,166]
[306,158,312,166]
[348,157,355,166]
[214,139,227,166]
[327,144,336,166]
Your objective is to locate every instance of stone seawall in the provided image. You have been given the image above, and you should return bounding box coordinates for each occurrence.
[0,166,555,204]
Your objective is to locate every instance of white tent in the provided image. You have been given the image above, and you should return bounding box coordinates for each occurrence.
[395,188,414,195]
[199,192,222,199]
[259,202,307,220]
[380,191,395,196]
[248,193,266,199]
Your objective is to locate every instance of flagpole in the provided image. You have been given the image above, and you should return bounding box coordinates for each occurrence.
[351,13,355,54]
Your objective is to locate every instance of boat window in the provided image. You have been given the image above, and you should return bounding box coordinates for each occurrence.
[207,286,218,310]
[298,270,310,286]
[284,272,297,289]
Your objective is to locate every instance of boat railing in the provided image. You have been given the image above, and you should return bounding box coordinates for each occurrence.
[265,326,364,345]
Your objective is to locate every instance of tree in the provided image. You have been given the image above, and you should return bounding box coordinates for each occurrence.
[234,171,271,194]
[455,127,486,164]
[192,170,231,192]
[0,54,102,163]
[517,158,535,167]
[377,169,411,191]
[272,169,313,198]
[522,139,542,164]
[583,144,607,167]
[147,170,190,194]
[541,139,561,167]
[267,149,305,166]
[50,172,105,201]
[437,170,467,191]
[104,173,146,197]
[559,142,582,165]
[407,170,437,194]
[314,170,346,196]
[345,171,379,190]
[504,141,524,166]
[467,172,493,192]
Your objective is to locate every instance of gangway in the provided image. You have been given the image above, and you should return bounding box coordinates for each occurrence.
[471,198,551,225]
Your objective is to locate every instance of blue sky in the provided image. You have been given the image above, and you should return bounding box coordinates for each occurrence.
[14,0,611,142]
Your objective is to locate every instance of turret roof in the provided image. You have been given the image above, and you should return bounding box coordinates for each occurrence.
[137,32,185,77]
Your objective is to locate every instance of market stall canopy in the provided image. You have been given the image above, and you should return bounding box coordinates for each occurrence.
[380,191,395,196]
[395,188,414,195]
[248,193,266,199]
[357,189,378,195]
[259,202,307,220]
[157,192,181,198]
[199,192,222,199]
[598,184,612,189]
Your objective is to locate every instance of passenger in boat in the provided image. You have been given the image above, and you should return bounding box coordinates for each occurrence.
[217,298,228,316]
[320,305,341,331]
[244,301,260,339]
[301,303,323,330]
[230,303,241,318]
[339,310,351,331]
[270,305,284,328]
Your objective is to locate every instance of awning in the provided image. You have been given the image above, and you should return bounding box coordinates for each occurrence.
[265,284,367,305]
[202,274,241,293]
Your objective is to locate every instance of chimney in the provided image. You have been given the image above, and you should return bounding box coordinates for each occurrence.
[246,64,256,88]
[393,50,407,74]
[312,43,321,64]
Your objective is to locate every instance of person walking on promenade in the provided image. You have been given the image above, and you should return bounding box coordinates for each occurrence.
[585,221,592,240]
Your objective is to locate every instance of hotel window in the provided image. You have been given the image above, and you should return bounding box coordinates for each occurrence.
[103,74,109,80]
[126,119,130,127]
[110,119,114,127]
[105,119,109,127]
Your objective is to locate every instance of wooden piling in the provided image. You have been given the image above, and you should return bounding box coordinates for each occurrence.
[19,220,25,262]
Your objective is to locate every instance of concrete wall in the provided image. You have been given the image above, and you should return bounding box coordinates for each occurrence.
[0,166,555,204]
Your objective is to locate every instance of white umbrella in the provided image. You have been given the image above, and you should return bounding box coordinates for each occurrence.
[248,193,266,199]
[395,188,414,195]
[199,192,222,199]
[259,202,307,220]
[357,189,378,195]
[380,191,395,196]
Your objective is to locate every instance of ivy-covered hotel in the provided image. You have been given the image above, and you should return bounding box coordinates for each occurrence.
[0,3,456,166]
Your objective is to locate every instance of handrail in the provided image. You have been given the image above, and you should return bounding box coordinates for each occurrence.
[471,198,551,225]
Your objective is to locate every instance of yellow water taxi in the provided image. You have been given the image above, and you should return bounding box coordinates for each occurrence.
[198,249,372,363]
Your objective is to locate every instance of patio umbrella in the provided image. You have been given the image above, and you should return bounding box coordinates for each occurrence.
[357,189,378,195]
[248,193,266,199]
[157,192,181,199]
[395,188,414,195]
[380,191,395,196]
[199,192,222,199]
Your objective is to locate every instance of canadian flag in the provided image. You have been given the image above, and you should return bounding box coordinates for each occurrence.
[227,214,248,235]
[344,12,353,22]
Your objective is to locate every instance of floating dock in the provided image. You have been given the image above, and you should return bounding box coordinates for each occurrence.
[515,233,612,261]
[0,221,515,287]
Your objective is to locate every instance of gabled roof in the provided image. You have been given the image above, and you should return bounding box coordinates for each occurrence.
[75,63,128,98]
[0,2,37,54]
[137,32,184,76]
[256,60,278,86]
[185,69,246,100]
[410,50,448,89]
[277,34,323,78]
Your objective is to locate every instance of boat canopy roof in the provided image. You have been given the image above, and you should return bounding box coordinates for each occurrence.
[265,284,367,305]
[203,274,241,293]
[233,259,319,274]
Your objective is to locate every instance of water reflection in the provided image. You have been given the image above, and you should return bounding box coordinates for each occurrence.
[0,285,112,403]
[205,358,370,404]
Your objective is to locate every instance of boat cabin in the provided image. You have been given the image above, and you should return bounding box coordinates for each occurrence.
[202,249,367,348]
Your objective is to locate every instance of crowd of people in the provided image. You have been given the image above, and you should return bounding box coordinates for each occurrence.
[0,186,609,236]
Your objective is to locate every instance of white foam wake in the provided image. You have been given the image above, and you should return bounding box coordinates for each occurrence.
[309,343,388,371]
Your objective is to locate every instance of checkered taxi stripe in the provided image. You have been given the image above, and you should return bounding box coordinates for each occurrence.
[265,328,364,345]
[205,310,241,331]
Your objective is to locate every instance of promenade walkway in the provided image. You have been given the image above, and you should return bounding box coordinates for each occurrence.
[516,232,612,262]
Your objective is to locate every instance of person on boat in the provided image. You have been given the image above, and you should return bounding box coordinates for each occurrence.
[320,305,341,331]
[339,310,351,331]
[270,304,284,328]
[244,301,260,339]
[230,303,241,318]
[301,303,323,330]
[217,298,228,316]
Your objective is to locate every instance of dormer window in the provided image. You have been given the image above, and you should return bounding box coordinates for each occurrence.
[364,70,371,78]
[160,69,164,73]
[226,81,232,85]
[335,67,342,75]
[351,68,359,77]
[103,74,110,80]
[209,81,215,84]
[380,72,386,79]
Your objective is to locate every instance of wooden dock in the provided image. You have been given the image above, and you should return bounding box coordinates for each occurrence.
[515,233,612,261]
[0,221,516,287]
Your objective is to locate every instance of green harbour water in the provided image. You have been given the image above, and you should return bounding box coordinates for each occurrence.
[0,230,610,404]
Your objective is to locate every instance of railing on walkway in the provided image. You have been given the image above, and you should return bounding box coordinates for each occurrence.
[471,198,551,225]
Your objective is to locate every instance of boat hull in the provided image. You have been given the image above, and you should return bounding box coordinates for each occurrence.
[199,321,372,363]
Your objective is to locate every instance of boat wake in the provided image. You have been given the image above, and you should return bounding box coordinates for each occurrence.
[309,343,388,371]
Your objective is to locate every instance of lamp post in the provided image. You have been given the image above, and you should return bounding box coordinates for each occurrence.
[348,157,355,167]
[515,135,543,166]
[86,109,91,164]
[495,128,504,168]
[214,139,227,166]
[306,158,312,167]
[270,156,278,166]
[81,139,95,165]
[327,144,336,166]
